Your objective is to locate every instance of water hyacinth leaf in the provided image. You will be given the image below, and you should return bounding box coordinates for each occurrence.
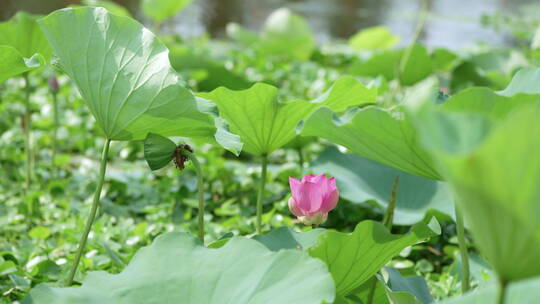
[24,232,335,304]
[311,147,453,225]
[348,26,399,51]
[141,0,193,23]
[198,76,376,155]
[0,11,52,60]
[253,226,326,251]
[308,219,440,296]
[414,104,540,282]
[38,7,215,141]
[143,133,176,171]
[301,107,440,180]
[0,46,45,83]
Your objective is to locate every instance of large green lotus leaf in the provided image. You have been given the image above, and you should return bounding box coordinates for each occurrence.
[308,219,440,296]
[0,12,52,60]
[438,276,540,304]
[38,7,215,141]
[0,46,45,83]
[415,104,540,282]
[311,147,453,225]
[253,226,326,251]
[302,80,538,181]
[141,0,193,23]
[348,26,399,51]
[350,44,432,86]
[259,8,315,60]
[198,76,376,155]
[301,107,440,180]
[24,232,335,304]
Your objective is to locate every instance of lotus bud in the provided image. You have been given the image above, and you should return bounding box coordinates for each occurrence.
[48,76,59,93]
[288,174,339,225]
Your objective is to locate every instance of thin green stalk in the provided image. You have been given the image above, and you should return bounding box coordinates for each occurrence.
[183,151,205,242]
[297,147,304,170]
[51,91,59,174]
[66,138,111,286]
[497,278,508,304]
[398,0,429,76]
[256,154,268,234]
[22,73,33,188]
[455,205,471,292]
[383,176,400,229]
[366,277,378,304]
[367,176,400,304]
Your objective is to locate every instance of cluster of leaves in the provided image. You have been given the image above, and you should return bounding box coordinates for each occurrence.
[2,1,540,304]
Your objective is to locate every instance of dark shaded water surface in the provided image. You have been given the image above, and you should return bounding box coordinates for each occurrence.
[1,0,537,49]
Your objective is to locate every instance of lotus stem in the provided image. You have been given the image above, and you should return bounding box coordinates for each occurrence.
[66,138,111,286]
[367,176,400,304]
[22,73,33,188]
[383,176,400,229]
[497,278,508,304]
[256,154,268,234]
[182,151,205,242]
[455,205,470,292]
[398,0,429,76]
[51,89,59,175]
[297,147,304,170]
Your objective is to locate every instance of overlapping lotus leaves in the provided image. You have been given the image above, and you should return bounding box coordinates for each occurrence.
[0,46,45,83]
[308,219,440,296]
[24,232,335,304]
[334,267,432,304]
[141,0,193,23]
[198,76,376,155]
[0,12,51,81]
[0,12,52,60]
[311,147,453,225]
[438,276,540,304]
[383,267,433,304]
[301,106,440,180]
[253,226,326,251]
[302,71,540,181]
[38,7,215,141]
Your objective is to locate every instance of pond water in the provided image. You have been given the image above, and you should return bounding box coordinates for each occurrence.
[2,0,538,49]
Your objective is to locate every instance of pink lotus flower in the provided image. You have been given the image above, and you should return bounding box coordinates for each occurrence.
[288,174,339,225]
